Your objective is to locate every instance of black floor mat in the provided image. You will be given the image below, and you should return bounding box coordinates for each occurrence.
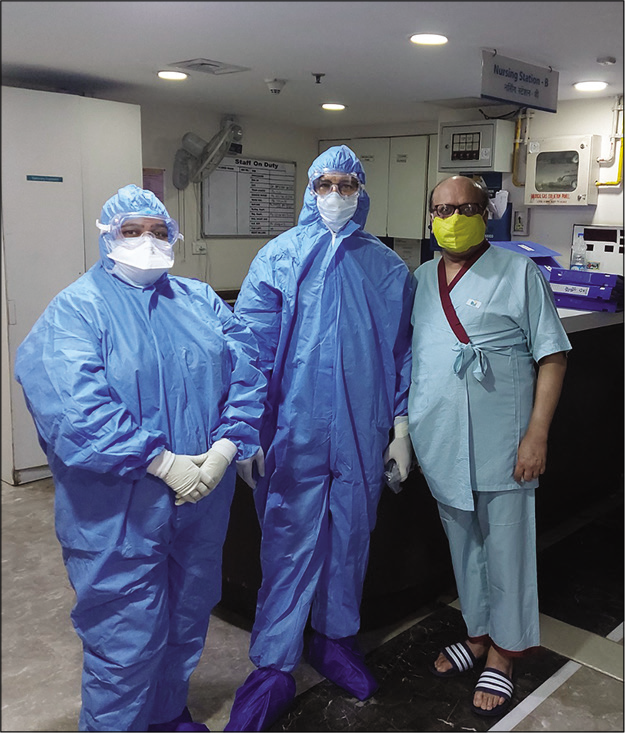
[269,498,624,732]
[270,604,569,732]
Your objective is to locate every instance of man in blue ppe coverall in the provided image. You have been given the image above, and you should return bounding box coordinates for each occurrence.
[14,184,266,732]
[225,146,415,731]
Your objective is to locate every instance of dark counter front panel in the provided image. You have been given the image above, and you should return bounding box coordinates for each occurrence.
[219,471,455,632]
[219,323,623,630]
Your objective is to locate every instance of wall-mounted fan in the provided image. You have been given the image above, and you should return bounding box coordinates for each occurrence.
[172,116,243,190]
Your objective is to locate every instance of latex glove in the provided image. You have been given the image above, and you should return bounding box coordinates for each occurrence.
[383,416,413,482]
[196,438,237,502]
[147,449,211,505]
[236,448,265,489]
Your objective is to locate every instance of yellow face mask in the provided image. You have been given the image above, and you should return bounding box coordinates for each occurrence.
[432,212,486,253]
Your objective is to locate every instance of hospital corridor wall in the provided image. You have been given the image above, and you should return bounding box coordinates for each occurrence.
[1,86,623,732]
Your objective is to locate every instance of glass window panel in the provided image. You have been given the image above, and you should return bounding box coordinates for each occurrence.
[535,150,579,192]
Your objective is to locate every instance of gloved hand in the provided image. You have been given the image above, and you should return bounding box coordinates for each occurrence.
[196,438,238,502]
[383,416,413,482]
[236,448,265,489]
[147,449,211,505]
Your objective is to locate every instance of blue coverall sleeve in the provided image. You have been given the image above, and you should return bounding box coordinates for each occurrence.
[393,270,416,418]
[208,290,268,460]
[15,294,167,478]
[234,249,284,380]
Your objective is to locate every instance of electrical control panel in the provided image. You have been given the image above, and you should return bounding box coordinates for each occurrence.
[438,119,515,172]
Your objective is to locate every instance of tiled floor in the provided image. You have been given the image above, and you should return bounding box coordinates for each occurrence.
[2,478,622,732]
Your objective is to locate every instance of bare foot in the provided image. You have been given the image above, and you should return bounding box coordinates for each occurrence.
[433,639,488,674]
[473,647,513,712]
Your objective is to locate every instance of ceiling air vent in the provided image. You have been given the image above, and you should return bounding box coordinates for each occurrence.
[169,58,250,75]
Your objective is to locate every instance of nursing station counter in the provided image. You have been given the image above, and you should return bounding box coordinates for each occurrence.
[218,246,623,632]
[489,240,623,314]
[469,241,622,547]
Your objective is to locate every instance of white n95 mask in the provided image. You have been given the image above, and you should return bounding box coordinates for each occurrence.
[108,233,174,287]
[316,191,359,232]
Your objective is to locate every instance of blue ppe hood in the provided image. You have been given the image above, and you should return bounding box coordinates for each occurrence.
[299,145,370,229]
[98,184,170,272]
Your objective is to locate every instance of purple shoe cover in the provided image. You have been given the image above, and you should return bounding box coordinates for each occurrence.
[224,667,296,732]
[175,723,209,731]
[148,706,194,731]
[306,632,379,700]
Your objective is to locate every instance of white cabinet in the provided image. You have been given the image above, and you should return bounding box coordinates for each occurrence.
[318,136,430,239]
[349,138,391,236]
[318,139,352,154]
[1,87,142,484]
[387,136,429,239]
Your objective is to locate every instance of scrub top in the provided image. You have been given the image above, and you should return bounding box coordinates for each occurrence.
[408,244,571,511]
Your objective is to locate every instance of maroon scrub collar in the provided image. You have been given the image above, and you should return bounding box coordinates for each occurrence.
[437,241,490,344]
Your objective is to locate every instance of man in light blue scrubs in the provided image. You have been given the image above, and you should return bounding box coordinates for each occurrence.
[409,175,570,718]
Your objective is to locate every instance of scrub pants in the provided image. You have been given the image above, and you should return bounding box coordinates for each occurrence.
[437,489,540,655]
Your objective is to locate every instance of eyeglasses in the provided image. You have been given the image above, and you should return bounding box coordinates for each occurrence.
[312,176,360,197]
[431,203,485,218]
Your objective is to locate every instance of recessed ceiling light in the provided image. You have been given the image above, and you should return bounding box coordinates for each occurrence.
[322,103,346,111]
[573,81,608,92]
[158,70,188,81]
[410,33,448,45]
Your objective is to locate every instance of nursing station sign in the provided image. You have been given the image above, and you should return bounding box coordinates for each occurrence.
[481,50,559,113]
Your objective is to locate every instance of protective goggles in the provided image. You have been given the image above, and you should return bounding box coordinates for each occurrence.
[96,213,181,245]
[310,173,361,197]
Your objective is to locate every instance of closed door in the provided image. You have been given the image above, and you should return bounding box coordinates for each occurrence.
[387,136,429,239]
[350,138,390,237]
[2,88,86,475]
[2,87,142,481]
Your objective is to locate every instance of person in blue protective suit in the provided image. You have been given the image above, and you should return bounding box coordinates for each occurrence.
[14,184,266,732]
[409,175,571,718]
[225,145,415,731]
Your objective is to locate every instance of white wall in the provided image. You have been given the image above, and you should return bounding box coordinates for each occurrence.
[137,96,622,288]
[139,103,319,290]
[506,97,623,261]
[319,119,439,139]
[1,235,14,483]
[429,97,623,262]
